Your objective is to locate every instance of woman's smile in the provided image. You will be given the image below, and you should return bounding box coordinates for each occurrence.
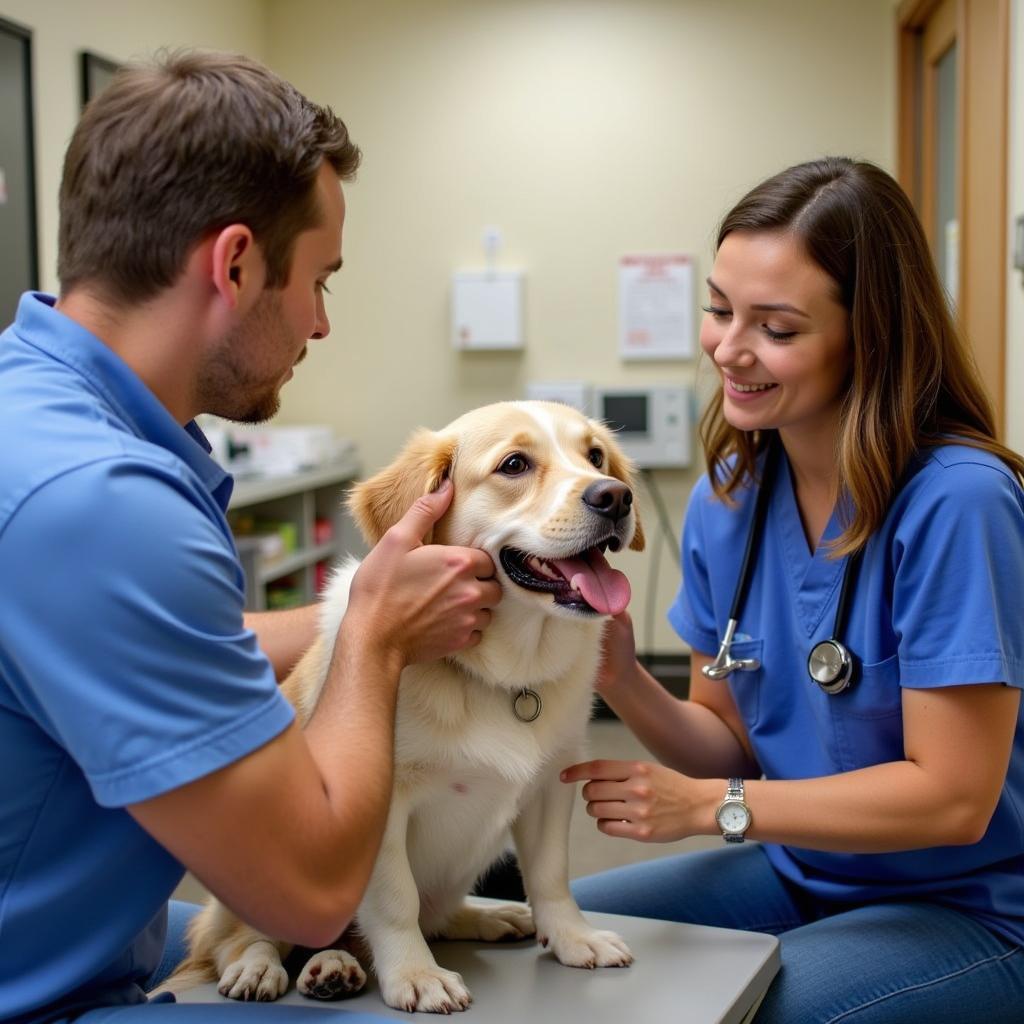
[725,375,779,399]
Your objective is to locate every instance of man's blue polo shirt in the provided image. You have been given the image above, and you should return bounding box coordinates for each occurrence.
[0,294,295,1022]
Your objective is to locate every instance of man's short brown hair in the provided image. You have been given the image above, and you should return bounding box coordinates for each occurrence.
[58,50,360,304]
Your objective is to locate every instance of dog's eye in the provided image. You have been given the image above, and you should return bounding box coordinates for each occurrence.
[497,453,530,476]
[588,448,604,468]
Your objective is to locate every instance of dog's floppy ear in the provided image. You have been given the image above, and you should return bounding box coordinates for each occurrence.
[348,428,457,546]
[605,442,646,553]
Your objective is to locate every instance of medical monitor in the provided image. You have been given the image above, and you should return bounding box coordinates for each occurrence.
[593,386,691,469]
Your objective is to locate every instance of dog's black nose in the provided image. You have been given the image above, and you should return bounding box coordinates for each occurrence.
[582,480,633,522]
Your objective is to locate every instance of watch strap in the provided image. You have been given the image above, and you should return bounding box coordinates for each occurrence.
[719,777,749,843]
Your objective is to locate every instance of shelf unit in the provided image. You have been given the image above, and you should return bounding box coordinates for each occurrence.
[228,456,363,611]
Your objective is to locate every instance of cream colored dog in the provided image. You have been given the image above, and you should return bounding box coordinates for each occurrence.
[163,400,644,1013]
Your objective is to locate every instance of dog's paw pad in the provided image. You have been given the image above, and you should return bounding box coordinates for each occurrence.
[549,927,633,969]
[297,949,367,1000]
[381,966,472,1014]
[217,956,289,1001]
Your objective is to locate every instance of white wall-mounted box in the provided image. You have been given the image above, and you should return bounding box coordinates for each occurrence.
[452,271,523,350]
[524,380,592,414]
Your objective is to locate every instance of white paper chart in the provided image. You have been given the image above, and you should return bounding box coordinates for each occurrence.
[618,253,695,360]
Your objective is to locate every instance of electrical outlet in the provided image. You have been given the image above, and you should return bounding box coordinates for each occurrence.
[483,225,503,259]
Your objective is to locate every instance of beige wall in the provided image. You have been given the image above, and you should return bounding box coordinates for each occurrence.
[268,0,896,652]
[1008,0,1024,454]
[1,0,898,654]
[0,0,266,292]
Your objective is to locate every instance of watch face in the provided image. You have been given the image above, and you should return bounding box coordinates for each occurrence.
[718,800,750,833]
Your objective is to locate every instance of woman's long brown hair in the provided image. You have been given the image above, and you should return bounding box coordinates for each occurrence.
[700,157,1024,556]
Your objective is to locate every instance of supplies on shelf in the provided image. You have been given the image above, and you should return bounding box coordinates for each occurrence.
[226,462,357,612]
[228,513,298,567]
[197,415,355,477]
[313,517,334,545]
[265,574,304,610]
[315,560,331,595]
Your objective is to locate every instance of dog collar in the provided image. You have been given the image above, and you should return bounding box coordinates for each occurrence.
[512,687,542,722]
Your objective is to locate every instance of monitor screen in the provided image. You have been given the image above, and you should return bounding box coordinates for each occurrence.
[602,394,648,435]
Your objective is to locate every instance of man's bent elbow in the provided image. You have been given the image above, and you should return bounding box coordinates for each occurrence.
[278,888,361,948]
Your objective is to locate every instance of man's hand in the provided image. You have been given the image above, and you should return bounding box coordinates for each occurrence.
[345,480,502,666]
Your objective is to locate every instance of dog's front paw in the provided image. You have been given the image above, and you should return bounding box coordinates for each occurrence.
[297,949,367,1000]
[441,900,535,942]
[379,965,472,1014]
[217,952,289,1001]
[541,925,633,969]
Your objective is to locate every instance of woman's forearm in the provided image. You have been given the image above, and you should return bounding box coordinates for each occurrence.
[598,659,759,779]
[737,762,989,851]
[575,677,1016,852]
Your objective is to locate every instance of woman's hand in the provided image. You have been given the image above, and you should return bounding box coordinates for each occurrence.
[595,612,640,695]
[560,759,718,843]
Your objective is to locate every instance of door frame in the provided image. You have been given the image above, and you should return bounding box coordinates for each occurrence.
[897,0,1010,436]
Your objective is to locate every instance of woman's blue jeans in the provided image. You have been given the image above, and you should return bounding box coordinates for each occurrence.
[571,843,1024,1023]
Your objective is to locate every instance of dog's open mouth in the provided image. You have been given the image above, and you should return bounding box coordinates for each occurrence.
[499,542,631,616]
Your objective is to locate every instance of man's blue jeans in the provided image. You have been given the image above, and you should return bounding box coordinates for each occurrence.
[73,902,391,1024]
[571,842,1024,1023]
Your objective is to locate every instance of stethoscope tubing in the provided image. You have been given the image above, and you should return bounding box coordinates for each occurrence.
[702,435,862,694]
[728,437,781,622]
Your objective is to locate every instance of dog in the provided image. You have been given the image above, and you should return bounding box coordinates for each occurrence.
[161,400,644,1013]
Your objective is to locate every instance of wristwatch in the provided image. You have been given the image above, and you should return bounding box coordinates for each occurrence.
[715,778,751,843]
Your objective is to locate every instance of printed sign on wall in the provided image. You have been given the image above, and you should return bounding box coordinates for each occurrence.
[618,253,694,361]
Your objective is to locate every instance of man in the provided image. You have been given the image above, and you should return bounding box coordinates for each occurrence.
[0,51,499,1023]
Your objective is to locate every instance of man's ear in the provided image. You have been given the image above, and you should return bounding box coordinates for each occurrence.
[348,429,458,546]
[210,225,262,311]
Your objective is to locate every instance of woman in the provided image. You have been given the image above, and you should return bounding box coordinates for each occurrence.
[564,157,1024,1022]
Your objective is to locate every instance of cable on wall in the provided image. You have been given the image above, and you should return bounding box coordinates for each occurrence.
[640,468,681,662]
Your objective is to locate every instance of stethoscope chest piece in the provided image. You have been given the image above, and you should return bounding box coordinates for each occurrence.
[807,640,854,695]
[702,436,865,697]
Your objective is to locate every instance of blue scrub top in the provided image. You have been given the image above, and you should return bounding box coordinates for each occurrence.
[669,445,1024,946]
[0,295,295,1023]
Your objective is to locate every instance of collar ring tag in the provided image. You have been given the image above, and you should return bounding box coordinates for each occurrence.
[513,687,542,723]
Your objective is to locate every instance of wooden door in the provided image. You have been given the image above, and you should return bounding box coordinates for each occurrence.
[898,0,1010,435]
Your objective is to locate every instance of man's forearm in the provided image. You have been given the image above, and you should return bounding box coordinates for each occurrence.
[301,625,405,899]
[246,604,320,681]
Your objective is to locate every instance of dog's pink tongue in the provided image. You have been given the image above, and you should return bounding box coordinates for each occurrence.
[551,549,631,616]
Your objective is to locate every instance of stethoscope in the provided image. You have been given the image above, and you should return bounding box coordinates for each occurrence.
[702,437,864,695]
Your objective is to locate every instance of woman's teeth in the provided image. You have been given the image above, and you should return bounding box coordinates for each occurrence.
[731,380,777,393]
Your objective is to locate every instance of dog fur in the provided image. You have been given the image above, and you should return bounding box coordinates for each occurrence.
[160,400,644,1013]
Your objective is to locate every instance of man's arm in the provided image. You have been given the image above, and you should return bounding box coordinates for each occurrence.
[129,483,501,946]
[245,604,319,681]
[129,626,402,948]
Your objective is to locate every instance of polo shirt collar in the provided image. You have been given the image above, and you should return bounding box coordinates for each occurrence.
[13,293,233,508]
